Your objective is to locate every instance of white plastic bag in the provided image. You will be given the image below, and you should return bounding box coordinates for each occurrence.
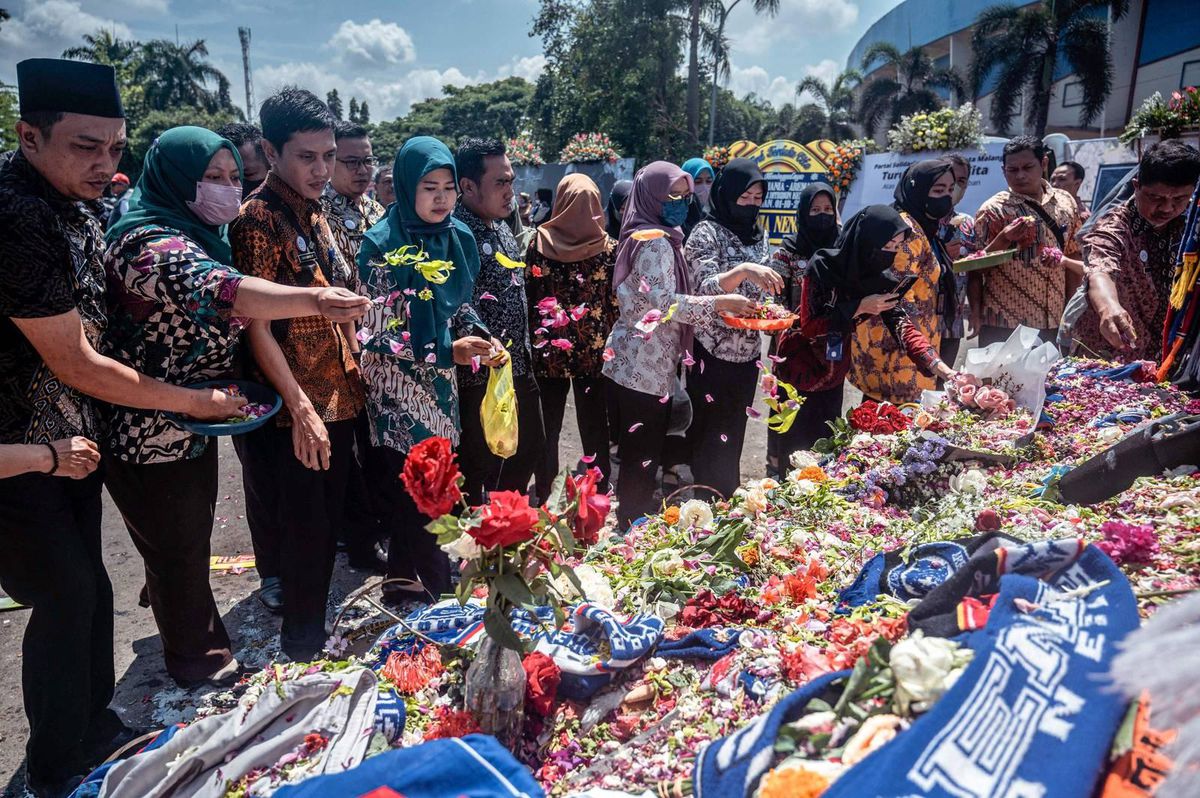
[963,325,1061,421]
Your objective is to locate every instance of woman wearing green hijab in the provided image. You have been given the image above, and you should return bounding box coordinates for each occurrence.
[101,125,369,686]
[358,135,504,601]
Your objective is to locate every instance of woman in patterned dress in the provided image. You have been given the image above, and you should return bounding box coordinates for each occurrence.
[524,174,619,499]
[601,161,756,529]
[101,126,369,685]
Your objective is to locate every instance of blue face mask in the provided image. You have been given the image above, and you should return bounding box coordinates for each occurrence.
[661,197,689,228]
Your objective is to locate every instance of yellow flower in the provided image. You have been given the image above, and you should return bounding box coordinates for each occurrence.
[495,252,525,270]
[417,287,433,301]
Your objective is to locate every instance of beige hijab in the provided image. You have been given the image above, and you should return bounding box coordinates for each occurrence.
[535,173,610,263]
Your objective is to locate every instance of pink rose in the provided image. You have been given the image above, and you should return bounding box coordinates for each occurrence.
[956,383,978,406]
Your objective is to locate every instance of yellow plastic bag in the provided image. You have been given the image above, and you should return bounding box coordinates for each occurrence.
[480,359,519,458]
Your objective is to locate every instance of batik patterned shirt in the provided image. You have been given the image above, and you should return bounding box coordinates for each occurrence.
[974,181,1083,330]
[0,150,107,445]
[685,219,773,363]
[602,237,718,397]
[101,226,247,463]
[1074,198,1185,362]
[454,204,531,388]
[320,183,384,291]
[229,172,364,426]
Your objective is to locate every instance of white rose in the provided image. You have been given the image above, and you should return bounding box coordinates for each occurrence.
[787,474,820,494]
[789,450,821,469]
[949,468,987,495]
[890,631,972,714]
[574,564,615,608]
[650,550,685,577]
[440,532,483,562]
[1095,426,1123,444]
[742,488,769,515]
[678,499,714,530]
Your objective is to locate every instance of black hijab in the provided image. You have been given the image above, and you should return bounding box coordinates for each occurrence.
[707,157,767,245]
[782,181,838,258]
[807,204,910,298]
[893,158,957,327]
[605,179,633,239]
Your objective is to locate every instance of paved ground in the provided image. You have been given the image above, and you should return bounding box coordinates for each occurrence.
[0,379,786,795]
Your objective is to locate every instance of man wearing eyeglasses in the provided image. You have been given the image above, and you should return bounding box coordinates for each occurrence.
[320,119,388,573]
[322,121,384,293]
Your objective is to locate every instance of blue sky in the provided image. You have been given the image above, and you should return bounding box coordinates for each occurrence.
[1,0,899,120]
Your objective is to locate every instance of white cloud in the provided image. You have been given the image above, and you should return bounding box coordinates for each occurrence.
[120,0,169,12]
[727,64,796,108]
[255,61,479,119]
[0,1,133,72]
[326,19,416,70]
[727,0,859,46]
[795,59,842,101]
[496,54,547,83]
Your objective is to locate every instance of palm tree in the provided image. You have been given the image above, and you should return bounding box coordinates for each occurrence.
[135,39,233,113]
[706,0,781,146]
[857,43,964,138]
[969,1,1128,137]
[796,69,862,140]
[62,29,137,67]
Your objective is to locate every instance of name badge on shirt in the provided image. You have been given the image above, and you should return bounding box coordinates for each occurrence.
[826,332,844,362]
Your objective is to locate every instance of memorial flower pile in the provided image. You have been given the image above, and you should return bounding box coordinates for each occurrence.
[508,135,544,166]
[703,145,732,171]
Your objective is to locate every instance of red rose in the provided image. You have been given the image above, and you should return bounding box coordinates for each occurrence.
[975,509,1002,532]
[848,401,881,432]
[469,490,540,549]
[401,437,462,519]
[522,651,561,716]
[565,467,610,547]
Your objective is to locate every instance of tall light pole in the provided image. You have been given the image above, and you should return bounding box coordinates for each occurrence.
[238,27,254,121]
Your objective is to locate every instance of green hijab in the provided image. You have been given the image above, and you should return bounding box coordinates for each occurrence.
[359,136,481,368]
[106,126,243,265]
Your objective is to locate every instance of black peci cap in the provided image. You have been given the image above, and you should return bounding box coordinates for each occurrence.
[17,58,124,119]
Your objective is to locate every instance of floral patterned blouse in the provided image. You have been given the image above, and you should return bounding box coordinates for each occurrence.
[849,212,944,404]
[769,248,810,312]
[685,219,773,363]
[101,225,247,464]
[602,237,718,397]
[524,236,619,379]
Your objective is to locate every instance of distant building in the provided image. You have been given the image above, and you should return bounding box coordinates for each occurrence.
[848,0,1200,139]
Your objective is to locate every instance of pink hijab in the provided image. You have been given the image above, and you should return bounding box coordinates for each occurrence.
[612,160,693,290]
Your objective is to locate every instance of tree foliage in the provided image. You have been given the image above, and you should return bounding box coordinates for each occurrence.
[326,89,343,120]
[796,69,861,140]
[126,107,241,176]
[857,43,963,138]
[370,77,536,161]
[0,82,18,152]
[969,0,1127,136]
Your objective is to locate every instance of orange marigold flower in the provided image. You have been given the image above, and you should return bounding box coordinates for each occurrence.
[796,465,828,482]
[662,505,681,525]
[758,765,830,798]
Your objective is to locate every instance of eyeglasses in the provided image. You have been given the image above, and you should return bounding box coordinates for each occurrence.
[337,156,379,172]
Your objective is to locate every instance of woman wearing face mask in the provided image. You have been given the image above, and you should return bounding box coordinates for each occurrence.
[358,136,504,603]
[101,126,369,685]
[603,161,755,529]
[680,157,715,238]
[605,179,633,240]
[849,160,959,404]
[787,206,964,436]
[766,182,840,476]
[683,158,784,497]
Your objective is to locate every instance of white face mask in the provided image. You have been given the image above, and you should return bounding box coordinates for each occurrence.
[187,181,243,226]
[694,183,712,205]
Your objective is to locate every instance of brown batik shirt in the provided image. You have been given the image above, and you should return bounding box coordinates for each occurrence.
[229,172,363,427]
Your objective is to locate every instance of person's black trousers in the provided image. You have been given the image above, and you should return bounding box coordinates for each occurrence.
[766,384,845,477]
[685,341,757,498]
[458,371,546,503]
[609,378,672,530]
[0,471,114,783]
[372,446,453,599]
[340,410,385,557]
[264,419,356,659]
[106,444,233,684]
[535,375,611,500]
[232,427,279,579]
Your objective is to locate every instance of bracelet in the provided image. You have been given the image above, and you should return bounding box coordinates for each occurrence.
[43,443,59,475]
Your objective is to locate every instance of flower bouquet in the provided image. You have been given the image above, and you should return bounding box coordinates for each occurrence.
[825,139,871,196]
[1120,88,1200,144]
[507,135,544,167]
[886,104,984,154]
[704,145,732,171]
[559,132,620,164]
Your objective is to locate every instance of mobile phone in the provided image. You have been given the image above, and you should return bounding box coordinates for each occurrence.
[891,275,918,298]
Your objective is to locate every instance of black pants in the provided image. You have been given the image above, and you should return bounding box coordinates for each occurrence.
[265,419,356,659]
[341,410,384,555]
[372,446,453,598]
[458,372,546,503]
[766,384,844,477]
[0,471,114,782]
[686,342,757,498]
[535,375,611,500]
[232,427,279,579]
[609,378,672,529]
[106,444,233,684]
[979,325,1058,348]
